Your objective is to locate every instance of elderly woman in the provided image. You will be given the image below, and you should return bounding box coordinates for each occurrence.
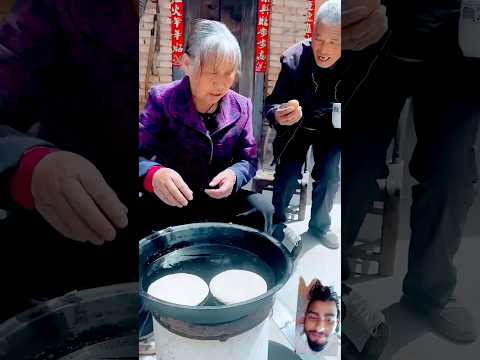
[137,19,272,238]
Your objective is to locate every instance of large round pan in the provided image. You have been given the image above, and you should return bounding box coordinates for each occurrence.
[139,223,295,327]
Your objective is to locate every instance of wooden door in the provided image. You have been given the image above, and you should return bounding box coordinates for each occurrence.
[182,0,257,100]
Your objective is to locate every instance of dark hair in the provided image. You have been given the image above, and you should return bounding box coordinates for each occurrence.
[308,280,340,318]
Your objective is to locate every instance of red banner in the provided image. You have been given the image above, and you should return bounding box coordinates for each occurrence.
[305,0,316,40]
[170,0,184,67]
[254,0,272,73]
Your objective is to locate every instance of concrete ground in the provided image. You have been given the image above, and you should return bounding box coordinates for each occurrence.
[350,234,480,360]
[347,183,480,359]
[347,118,480,359]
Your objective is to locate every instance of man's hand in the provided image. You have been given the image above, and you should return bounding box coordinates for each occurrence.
[342,0,388,51]
[31,151,128,245]
[152,167,193,207]
[275,100,303,126]
[204,169,236,199]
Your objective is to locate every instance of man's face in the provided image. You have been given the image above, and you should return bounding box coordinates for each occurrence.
[304,300,338,352]
[311,22,341,68]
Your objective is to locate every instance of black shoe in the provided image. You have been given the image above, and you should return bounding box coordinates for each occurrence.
[401,295,477,343]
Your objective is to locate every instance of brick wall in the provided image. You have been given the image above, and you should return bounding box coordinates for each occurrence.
[139,0,172,111]
[266,0,323,95]
[138,0,324,110]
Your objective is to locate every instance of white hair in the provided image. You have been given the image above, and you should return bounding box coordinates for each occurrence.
[185,19,242,74]
[315,0,341,27]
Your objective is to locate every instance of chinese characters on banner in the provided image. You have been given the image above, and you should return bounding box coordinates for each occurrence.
[170,0,184,66]
[255,0,272,72]
[305,0,316,40]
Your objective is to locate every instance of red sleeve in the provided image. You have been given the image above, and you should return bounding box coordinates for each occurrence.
[10,147,58,209]
[143,165,163,193]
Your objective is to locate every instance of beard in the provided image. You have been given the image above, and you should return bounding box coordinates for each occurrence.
[306,333,328,352]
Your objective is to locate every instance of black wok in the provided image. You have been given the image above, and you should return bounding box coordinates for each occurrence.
[139,223,295,338]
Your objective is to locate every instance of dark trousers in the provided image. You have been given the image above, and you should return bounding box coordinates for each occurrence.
[342,55,480,309]
[136,189,273,239]
[272,128,340,237]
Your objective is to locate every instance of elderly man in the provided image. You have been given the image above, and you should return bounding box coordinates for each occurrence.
[265,0,342,249]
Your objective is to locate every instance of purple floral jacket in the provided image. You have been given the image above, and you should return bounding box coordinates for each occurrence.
[139,77,257,194]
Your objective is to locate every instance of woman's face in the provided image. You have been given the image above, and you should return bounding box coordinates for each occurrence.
[184,55,237,107]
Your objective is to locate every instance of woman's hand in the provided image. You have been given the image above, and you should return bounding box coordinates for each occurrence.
[31,151,128,245]
[152,167,193,207]
[275,100,303,126]
[204,169,237,199]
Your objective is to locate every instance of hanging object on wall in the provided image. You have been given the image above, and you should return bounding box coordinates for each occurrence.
[305,0,316,40]
[170,0,185,66]
[254,0,272,73]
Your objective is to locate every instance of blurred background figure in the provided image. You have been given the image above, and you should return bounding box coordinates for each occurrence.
[0,0,139,320]
[341,0,480,357]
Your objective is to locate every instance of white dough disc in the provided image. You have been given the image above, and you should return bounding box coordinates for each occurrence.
[209,270,268,305]
[147,273,209,306]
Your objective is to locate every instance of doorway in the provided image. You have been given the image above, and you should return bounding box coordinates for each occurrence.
[181,0,257,100]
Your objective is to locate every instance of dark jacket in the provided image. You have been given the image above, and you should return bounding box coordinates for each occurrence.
[265,40,343,131]
[264,40,348,162]
[386,0,464,59]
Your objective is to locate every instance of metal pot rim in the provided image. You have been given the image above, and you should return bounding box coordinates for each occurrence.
[139,222,294,311]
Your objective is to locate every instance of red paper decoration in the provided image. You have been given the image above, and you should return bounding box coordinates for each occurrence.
[170,0,184,66]
[255,0,272,73]
[305,0,316,40]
